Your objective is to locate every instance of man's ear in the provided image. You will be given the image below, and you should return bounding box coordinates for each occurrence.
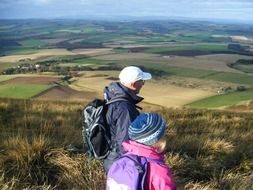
[130,82,137,90]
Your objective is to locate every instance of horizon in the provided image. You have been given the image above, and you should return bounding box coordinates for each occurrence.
[0,16,252,26]
[0,0,253,24]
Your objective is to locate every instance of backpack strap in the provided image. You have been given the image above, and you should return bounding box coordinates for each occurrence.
[121,154,149,190]
[123,154,164,189]
[106,97,143,110]
[122,155,145,174]
[106,97,129,105]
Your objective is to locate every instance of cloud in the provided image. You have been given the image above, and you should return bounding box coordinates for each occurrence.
[0,0,253,20]
[0,0,53,7]
[36,0,52,5]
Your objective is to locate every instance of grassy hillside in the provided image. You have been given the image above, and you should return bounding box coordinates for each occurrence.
[0,98,252,190]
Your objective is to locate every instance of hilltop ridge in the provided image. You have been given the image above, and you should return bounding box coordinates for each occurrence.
[0,98,252,189]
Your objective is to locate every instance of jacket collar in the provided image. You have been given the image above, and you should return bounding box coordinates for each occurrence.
[122,140,164,160]
[104,82,143,105]
[120,83,143,104]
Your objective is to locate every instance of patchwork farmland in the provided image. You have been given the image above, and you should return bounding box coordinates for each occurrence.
[0,19,252,109]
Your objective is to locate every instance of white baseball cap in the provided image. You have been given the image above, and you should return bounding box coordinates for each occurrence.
[119,66,152,84]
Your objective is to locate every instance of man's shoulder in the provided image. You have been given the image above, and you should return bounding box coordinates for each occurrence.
[109,99,133,108]
[108,99,137,115]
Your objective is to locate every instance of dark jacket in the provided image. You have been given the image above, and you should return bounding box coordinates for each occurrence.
[103,82,143,172]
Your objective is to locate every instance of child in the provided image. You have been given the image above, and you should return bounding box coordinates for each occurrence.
[106,112,176,190]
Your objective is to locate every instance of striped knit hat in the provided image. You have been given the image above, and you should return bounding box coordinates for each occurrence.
[128,112,166,145]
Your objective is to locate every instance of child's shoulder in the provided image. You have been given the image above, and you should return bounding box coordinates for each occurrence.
[148,161,176,189]
[149,161,173,176]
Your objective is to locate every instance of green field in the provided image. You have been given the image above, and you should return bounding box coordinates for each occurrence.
[232,64,253,74]
[144,44,230,54]
[20,39,47,47]
[204,72,253,85]
[4,48,41,55]
[0,24,15,30]
[0,62,21,72]
[0,84,52,99]
[0,75,17,82]
[188,88,253,108]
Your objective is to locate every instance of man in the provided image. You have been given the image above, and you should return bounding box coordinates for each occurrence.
[103,66,152,173]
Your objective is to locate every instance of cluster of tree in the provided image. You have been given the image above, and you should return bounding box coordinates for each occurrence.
[236,86,247,91]
[56,41,104,50]
[2,63,47,75]
[1,61,121,76]
[228,59,253,73]
[236,59,253,65]
[228,43,253,56]
[0,39,21,47]
[138,66,168,78]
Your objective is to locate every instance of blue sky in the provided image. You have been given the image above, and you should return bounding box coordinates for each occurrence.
[0,0,253,21]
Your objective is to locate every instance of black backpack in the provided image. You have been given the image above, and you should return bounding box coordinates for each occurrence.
[82,98,127,160]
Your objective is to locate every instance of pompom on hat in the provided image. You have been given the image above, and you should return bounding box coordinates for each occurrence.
[119,66,152,84]
[128,112,166,145]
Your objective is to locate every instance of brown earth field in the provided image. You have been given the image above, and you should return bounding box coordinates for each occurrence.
[0,76,60,85]
[33,85,97,100]
[0,75,96,101]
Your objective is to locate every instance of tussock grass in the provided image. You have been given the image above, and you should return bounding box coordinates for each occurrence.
[47,150,105,189]
[0,98,252,189]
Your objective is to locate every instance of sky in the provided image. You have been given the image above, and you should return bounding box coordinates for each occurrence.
[0,0,253,22]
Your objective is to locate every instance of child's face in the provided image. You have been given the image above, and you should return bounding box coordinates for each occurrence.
[153,136,167,153]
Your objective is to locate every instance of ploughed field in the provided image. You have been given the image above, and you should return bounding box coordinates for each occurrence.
[0,75,96,100]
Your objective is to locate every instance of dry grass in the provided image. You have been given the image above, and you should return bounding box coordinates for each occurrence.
[0,135,105,190]
[47,150,106,189]
[0,98,252,189]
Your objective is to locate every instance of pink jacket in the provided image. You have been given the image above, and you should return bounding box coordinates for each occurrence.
[122,140,176,190]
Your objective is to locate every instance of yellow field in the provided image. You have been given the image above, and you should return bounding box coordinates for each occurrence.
[0,49,73,63]
[0,75,17,82]
[0,48,113,63]
[104,42,175,48]
[0,73,57,82]
[140,82,214,107]
[70,71,215,108]
[71,48,113,56]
